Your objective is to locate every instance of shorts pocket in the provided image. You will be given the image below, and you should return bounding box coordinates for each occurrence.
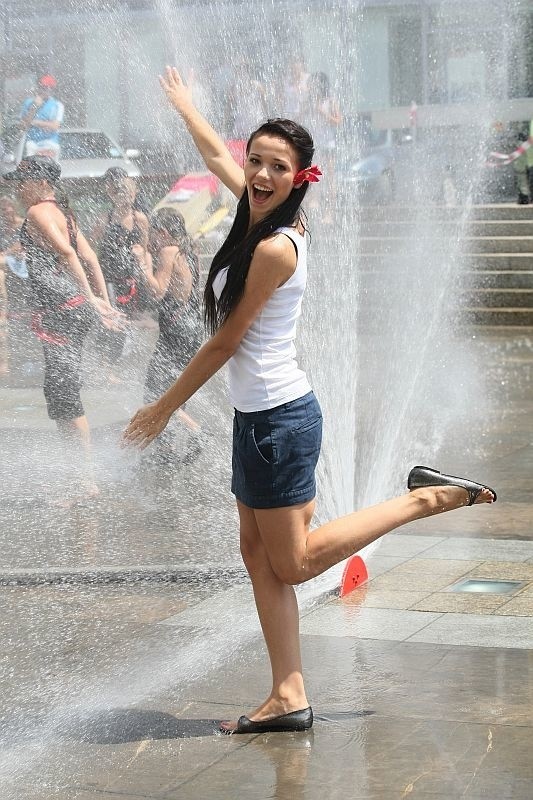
[251,422,274,464]
[291,413,323,434]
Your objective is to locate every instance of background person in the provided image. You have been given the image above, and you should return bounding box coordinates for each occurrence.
[123,68,496,736]
[5,156,121,504]
[133,208,204,465]
[92,167,150,382]
[20,75,64,160]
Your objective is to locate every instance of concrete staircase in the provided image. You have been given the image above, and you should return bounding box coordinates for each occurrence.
[357,204,533,327]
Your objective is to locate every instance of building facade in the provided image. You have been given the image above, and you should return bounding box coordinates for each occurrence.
[1,0,533,147]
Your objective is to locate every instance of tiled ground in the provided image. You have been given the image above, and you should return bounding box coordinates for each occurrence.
[347,548,533,621]
[0,329,531,798]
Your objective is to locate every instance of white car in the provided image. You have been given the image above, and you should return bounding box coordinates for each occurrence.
[1,128,141,182]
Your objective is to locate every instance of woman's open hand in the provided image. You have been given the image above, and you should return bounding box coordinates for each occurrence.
[159,67,194,112]
[91,296,126,332]
[122,401,172,449]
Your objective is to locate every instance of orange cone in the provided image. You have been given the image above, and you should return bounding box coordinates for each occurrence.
[340,555,368,598]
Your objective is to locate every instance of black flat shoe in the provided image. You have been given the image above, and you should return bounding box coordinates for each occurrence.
[407,465,497,506]
[220,706,313,735]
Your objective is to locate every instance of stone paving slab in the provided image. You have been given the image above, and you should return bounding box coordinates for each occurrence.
[407,612,533,648]
[364,571,458,592]
[361,554,410,577]
[343,588,433,610]
[386,557,483,575]
[410,592,512,614]
[466,561,533,580]
[159,585,255,628]
[300,605,443,641]
[493,594,533,615]
[420,537,533,562]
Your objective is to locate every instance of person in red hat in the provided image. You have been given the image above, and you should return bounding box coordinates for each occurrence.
[20,74,64,159]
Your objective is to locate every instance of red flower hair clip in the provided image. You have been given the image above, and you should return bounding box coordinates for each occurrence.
[293,165,322,187]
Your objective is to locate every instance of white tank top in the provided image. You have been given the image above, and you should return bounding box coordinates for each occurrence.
[212,226,311,412]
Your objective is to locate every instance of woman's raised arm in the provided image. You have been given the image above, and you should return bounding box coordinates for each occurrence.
[160,67,245,199]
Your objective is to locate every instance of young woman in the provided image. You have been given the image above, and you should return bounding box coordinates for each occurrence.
[133,208,203,463]
[123,68,496,734]
[93,168,150,377]
[6,155,121,502]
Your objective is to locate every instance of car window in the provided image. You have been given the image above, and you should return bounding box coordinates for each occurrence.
[60,132,123,159]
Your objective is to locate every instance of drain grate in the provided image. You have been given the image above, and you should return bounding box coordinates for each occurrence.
[446,578,526,595]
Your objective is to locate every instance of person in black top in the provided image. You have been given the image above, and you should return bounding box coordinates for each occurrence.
[92,168,150,377]
[133,209,204,464]
[5,156,121,503]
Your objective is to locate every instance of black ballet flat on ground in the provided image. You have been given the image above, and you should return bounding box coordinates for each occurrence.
[220,706,313,735]
[407,465,497,505]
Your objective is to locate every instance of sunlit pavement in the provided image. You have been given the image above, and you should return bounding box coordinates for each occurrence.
[0,327,532,799]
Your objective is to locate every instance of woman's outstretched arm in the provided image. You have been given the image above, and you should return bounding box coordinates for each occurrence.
[160,67,245,198]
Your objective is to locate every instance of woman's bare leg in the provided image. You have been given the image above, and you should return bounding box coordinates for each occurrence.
[255,485,494,587]
[222,484,494,728]
[220,501,310,732]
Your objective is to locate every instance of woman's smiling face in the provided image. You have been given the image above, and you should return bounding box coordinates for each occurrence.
[244,134,300,224]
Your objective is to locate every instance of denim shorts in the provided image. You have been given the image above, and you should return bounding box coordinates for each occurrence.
[231,391,322,509]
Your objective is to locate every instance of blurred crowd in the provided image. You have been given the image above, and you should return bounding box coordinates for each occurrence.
[0,56,343,381]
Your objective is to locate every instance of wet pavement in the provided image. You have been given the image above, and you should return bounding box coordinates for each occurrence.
[0,323,532,799]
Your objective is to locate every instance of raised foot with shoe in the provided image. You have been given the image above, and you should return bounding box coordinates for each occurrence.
[407,465,497,505]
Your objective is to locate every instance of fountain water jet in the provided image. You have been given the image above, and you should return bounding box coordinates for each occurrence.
[0,0,521,793]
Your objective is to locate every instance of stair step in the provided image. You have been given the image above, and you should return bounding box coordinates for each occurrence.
[355,203,533,222]
[466,325,533,335]
[464,253,533,270]
[359,221,533,238]
[357,236,533,254]
[463,288,533,308]
[468,221,533,237]
[460,237,533,254]
[356,253,533,270]
[461,307,533,325]
[463,271,533,289]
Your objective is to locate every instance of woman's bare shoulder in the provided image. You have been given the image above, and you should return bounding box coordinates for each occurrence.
[251,234,298,285]
[27,202,66,228]
[255,232,296,260]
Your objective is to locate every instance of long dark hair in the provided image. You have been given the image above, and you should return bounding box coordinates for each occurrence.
[203,118,314,335]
